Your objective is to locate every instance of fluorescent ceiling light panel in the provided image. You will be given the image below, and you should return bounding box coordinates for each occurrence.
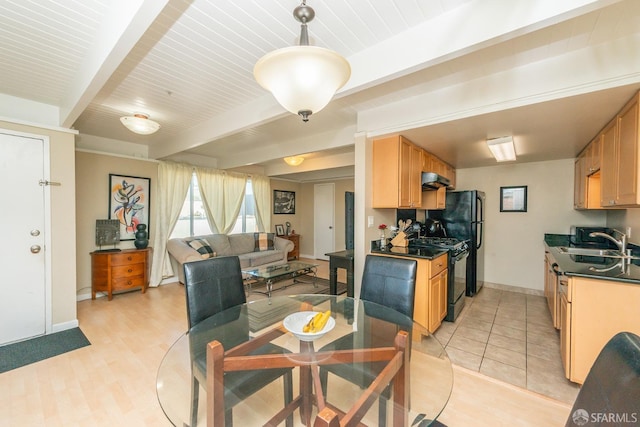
[487,136,516,162]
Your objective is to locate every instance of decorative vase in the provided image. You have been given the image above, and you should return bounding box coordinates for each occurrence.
[134,224,148,249]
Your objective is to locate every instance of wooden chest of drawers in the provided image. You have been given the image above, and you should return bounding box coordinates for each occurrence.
[90,248,151,300]
[281,234,300,260]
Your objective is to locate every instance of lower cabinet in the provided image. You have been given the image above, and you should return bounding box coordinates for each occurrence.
[370,253,448,335]
[281,234,300,260]
[563,276,640,384]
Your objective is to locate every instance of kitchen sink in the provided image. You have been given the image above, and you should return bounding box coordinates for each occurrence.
[558,246,624,257]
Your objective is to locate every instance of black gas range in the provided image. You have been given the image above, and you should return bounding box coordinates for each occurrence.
[410,237,470,322]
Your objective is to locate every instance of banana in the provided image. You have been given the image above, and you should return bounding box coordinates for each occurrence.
[303,312,323,333]
[313,310,331,332]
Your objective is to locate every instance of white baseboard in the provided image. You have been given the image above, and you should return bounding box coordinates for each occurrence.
[76,278,179,302]
[52,319,79,333]
[483,281,544,296]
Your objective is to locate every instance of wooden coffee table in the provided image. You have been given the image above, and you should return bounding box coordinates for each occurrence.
[242,261,318,300]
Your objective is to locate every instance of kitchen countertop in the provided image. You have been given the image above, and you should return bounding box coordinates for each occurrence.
[544,234,640,284]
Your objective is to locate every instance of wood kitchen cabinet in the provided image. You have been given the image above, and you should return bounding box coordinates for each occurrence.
[573,152,587,209]
[91,248,151,300]
[370,252,448,335]
[599,92,640,207]
[562,276,640,384]
[543,251,559,329]
[372,135,423,208]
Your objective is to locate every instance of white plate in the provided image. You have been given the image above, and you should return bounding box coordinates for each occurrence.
[283,311,335,341]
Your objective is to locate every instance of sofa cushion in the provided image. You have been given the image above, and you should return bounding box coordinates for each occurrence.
[240,250,284,267]
[228,234,256,255]
[254,232,275,252]
[187,238,215,259]
[207,234,232,256]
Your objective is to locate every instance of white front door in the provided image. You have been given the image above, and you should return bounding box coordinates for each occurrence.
[0,132,47,345]
[314,183,335,260]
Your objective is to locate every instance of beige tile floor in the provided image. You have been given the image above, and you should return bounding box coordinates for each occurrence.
[434,286,581,404]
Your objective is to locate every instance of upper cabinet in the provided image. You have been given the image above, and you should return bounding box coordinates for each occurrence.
[576,91,640,209]
[373,135,423,208]
[373,135,455,209]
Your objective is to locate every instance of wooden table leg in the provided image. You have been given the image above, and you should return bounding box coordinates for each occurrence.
[299,340,314,425]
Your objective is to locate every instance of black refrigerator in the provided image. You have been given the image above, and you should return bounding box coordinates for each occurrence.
[428,190,485,296]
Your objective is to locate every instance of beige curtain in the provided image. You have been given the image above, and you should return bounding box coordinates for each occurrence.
[220,171,247,234]
[252,174,271,232]
[197,168,247,234]
[196,167,225,233]
[149,161,193,286]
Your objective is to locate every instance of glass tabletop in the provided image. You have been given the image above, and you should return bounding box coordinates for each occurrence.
[242,261,318,280]
[157,294,453,426]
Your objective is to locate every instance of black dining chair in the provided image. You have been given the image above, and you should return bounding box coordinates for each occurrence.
[183,256,293,427]
[319,254,417,427]
[564,331,640,427]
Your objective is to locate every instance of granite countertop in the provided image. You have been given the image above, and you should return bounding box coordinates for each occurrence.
[544,234,640,284]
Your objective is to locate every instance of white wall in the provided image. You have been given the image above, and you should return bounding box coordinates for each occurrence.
[457,159,607,292]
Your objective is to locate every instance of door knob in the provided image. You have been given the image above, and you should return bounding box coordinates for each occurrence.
[329,226,333,229]
[30,245,41,253]
[30,229,41,236]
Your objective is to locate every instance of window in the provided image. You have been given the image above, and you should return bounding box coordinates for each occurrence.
[230,180,258,234]
[170,174,212,238]
[170,176,258,238]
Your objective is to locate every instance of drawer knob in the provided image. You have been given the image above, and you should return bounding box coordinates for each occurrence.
[127,256,133,261]
[127,280,132,285]
[127,269,133,273]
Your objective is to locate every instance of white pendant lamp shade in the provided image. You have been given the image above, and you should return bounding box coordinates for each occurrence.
[254,46,351,119]
[253,1,351,122]
[120,113,160,135]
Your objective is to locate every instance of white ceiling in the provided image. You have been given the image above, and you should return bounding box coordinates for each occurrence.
[1,0,640,181]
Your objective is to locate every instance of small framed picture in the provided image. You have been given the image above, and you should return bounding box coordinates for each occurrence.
[275,224,285,236]
[500,185,528,212]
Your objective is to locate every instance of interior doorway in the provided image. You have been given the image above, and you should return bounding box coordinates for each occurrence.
[0,131,48,345]
[313,183,335,260]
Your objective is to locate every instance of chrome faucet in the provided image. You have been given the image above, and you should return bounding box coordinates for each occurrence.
[589,229,628,254]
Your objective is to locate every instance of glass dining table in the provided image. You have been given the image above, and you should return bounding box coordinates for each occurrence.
[157,294,453,427]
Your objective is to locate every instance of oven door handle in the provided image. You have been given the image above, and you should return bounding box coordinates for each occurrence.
[452,251,469,263]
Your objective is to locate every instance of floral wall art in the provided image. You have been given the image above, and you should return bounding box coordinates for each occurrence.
[109,174,151,240]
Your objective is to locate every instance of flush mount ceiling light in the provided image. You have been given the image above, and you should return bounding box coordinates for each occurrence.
[253,1,351,122]
[487,136,517,162]
[284,156,305,166]
[120,113,160,135]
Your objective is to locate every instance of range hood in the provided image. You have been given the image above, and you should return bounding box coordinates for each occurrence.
[421,172,450,190]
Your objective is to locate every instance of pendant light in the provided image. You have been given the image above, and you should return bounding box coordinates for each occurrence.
[120,113,160,135]
[253,1,351,122]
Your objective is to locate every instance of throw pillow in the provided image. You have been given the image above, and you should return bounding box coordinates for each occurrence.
[187,238,215,259]
[254,232,275,252]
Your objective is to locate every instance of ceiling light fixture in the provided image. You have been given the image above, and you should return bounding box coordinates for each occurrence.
[487,136,516,162]
[253,1,351,122]
[120,113,160,135]
[284,156,305,166]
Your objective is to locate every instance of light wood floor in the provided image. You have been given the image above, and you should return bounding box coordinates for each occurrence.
[0,259,571,426]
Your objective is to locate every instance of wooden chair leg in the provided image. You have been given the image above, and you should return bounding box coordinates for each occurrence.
[207,340,225,427]
[392,331,409,427]
[191,376,200,427]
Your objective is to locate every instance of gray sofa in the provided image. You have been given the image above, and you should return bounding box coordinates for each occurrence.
[167,233,294,284]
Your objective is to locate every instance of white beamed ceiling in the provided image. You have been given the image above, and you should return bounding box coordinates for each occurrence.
[1,0,640,180]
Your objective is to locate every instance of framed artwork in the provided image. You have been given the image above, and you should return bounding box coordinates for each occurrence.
[275,224,285,236]
[273,190,296,214]
[500,185,527,212]
[109,174,151,240]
